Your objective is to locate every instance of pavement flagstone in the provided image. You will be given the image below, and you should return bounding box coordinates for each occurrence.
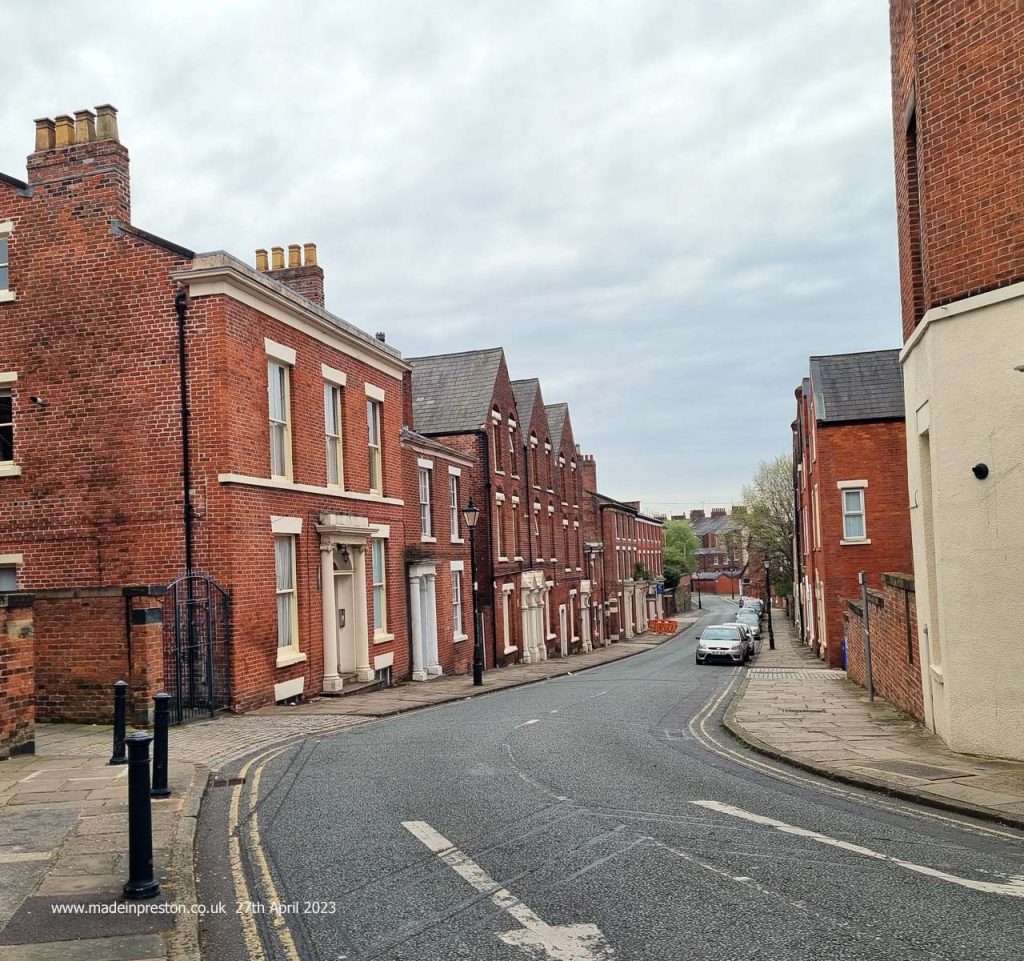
[724,612,1024,829]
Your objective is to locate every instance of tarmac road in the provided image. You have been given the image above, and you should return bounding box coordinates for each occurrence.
[197,593,1024,961]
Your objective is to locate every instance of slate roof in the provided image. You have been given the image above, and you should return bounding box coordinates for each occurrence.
[808,349,904,424]
[400,426,474,464]
[545,403,569,450]
[407,348,504,434]
[691,514,731,537]
[511,378,541,430]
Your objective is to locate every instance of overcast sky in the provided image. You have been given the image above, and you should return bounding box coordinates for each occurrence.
[1,1,899,515]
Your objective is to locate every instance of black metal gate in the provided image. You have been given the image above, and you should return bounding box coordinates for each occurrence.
[162,573,232,724]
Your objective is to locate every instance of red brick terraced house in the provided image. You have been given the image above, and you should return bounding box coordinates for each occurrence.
[0,106,415,723]
[543,403,589,656]
[580,455,665,641]
[400,426,477,680]
[510,377,564,661]
[793,350,913,668]
[407,348,537,669]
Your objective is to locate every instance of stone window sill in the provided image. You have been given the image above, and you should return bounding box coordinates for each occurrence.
[421,535,437,543]
[840,538,871,546]
[503,645,518,654]
[373,632,395,645]
[276,650,307,669]
[454,633,469,643]
[0,290,15,304]
[0,463,22,478]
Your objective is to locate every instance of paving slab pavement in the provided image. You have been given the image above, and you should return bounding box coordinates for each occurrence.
[0,614,695,959]
[724,612,1024,830]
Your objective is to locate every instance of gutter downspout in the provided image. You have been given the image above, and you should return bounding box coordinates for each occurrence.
[175,290,194,575]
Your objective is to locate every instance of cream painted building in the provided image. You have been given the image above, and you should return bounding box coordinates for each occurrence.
[901,288,1024,760]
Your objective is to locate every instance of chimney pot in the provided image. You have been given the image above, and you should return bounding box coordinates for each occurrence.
[94,104,119,141]
[287,244,301,268]
[255,249,269,272]
[271,246,285,270]
[303,243,317,266]
[54,115,75,148]
[34,118,56,152]
[74,109,96,144]
[375,332,386,343]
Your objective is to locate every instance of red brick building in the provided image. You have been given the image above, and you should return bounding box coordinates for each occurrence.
[400,427,477,680]
[579,455,664,640]
[406,352,599,669]
[793,350,913,668]
[887,1,1024,759]
[1,105,417,722]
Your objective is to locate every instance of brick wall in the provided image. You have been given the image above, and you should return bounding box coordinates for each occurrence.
[802,418,913,667]
[891,1,1024,340]
[402,431,477,678]
[844,572,923,721]
[0,593,35,757]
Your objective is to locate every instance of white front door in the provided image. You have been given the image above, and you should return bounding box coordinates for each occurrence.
[559,604,568,656]
[409,564,439,680]
[335,560,356,674]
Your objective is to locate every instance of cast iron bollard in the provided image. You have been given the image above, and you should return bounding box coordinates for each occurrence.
[109,680,129,766]
[123,732,161,900]
[151,693,171,799]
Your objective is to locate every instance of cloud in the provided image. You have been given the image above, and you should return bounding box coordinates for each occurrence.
[0,0,899,513]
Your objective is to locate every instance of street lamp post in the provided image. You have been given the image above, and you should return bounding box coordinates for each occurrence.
[763,558,775,650]
[694,572,702,610]
[462,499,484,686]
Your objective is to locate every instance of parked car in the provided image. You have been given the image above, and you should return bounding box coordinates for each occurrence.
[730,620,761,656]
[734,609,762,638]
[696,624,750,665]
[741,597,765,616]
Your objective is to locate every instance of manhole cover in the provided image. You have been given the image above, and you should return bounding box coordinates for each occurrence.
[863,760,970,780]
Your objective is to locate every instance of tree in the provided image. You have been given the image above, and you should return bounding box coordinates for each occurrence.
[662,519,699,590]
[741,455,794,589]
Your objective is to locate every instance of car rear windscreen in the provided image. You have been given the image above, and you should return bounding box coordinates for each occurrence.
[703,627,740,639]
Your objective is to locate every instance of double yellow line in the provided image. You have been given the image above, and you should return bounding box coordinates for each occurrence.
[227,745,303,961]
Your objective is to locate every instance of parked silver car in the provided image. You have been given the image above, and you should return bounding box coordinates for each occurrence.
[696,624,750,665]
[734,609,762,638]
[730,620,761,656]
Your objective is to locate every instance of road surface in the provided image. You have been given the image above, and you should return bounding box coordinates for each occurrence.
[197,594,1024,960]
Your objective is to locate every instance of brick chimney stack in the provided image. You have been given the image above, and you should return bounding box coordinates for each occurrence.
[710,507,727,518]
[257,243,325,307]
[690,509,705,522]
[27,104,130,222]
[579,452,598,495]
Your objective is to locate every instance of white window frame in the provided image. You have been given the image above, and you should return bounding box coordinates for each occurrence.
[449,470,462,542]
[372,537,388,636]
[841,486,868,543]
[495,491,506,560]
[267,360,292,481]
[0,224,11,299]
[324,381,344,488]
[451,561,466,641]
[511,495,522,560]
[0,222,13,302]
[418,461,434,540]
[367,398,384,495]
[0,553,23,592]
[274,534,302,665]
[0,372,17,476]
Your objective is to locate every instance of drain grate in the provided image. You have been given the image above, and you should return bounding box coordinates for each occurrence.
[209,776,246,788]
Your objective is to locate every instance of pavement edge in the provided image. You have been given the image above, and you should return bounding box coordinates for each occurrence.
[721,678,1024,833]
[166,761,210,961]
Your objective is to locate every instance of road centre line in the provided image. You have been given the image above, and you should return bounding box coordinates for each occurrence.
[403,820,616,960]
[691,799,1024,899]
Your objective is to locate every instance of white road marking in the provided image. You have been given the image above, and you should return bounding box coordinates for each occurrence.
[525,719,540,726]
[692,800,1024,899]
[403,820,616,960]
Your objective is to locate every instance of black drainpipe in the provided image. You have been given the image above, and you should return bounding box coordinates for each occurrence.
[175,289,194,575]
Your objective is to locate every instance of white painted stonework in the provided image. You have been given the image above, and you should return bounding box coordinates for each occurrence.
[519,570,548,663]
[902,283,1024,760]
[409,563,441,680]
